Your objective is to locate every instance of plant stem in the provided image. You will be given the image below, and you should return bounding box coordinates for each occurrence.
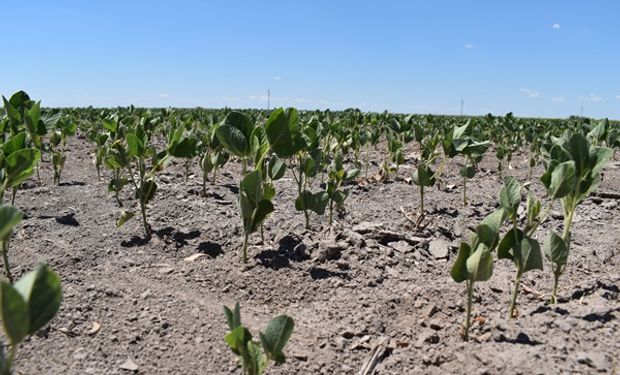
[7,343,17,372]
[551,270,560,304]
[463,176,468,206]
[509,271,521,319]
[551,206,575,303]
[419,185,425,214]
[242,233,249,263]
[464,280,474,341]
[1,237,13,284]
[10,187,17,206]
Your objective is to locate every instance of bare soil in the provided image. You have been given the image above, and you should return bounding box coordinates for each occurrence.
[10,135,620,374]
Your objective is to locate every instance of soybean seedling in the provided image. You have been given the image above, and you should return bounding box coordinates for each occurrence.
[451,209,506,340]
[223,303,294,375]
[539,132,611,303]
[0,264,62,374]
[496,177,543,318]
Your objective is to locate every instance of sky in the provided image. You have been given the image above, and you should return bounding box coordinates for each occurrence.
[1,0,619,118]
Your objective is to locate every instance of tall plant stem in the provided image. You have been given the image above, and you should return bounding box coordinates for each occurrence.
[551,206,575,303]
[464,280,474,341]
[2,237,13,284]
[419,185,425,214]
[463,176,468,206]
[509,271,522,318]
[241,233,249,263]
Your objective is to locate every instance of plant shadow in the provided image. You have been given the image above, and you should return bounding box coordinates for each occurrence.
[197,241,224,258]
[255,235,310,270]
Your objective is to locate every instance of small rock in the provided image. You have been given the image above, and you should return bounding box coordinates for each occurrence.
[388,240,413,253]
[119,358,139,372]
[416,329,440,346]
[425,304,439,317]
[159,267,174,275]
[429,240,449,259]
[601,200,618,209]
[352,222,384,234]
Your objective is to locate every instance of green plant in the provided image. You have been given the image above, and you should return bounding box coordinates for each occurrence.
[106,116,168,238]
[451,209,505,340]
[224,303,294,375]
[410,116,444,214]
[239,170,275,263]
[0,263,62,374]
[265,108,328,229]
[496,177,543,318]
[216,112,256,175]
[167,123,200,181]
[540,132,612,303]
[443,120,490,206]
[326,152,359,225]
[49,117,77,185]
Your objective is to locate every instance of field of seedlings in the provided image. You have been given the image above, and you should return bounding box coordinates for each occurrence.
[1,91,619,374]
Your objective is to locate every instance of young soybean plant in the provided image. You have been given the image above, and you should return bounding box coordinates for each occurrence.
[451,208,505,341]
[326,152,359,225]
[540,132,612,303]
[224,303,294,375]
[443,120,490,206]
[265,108,329,229]
[108,117,168,238]
[496,177,543,318]
[0,264,62,375]
[50,117,77,185]
[239,170,275,263]
[410,116,444,215]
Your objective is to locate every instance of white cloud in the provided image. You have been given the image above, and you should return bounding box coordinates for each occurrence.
[464,43,474,49]
[552,23,561,30]
[579,94,602,102]
[159,93,169,98]
[519,88,540,98]
[551,95,566,102]
[616,95,620,100]
[272,76,281,81]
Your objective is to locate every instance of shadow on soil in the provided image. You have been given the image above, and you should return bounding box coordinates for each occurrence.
[255,235,310,270]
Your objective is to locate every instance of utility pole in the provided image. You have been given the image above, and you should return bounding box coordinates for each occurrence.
[267,89,270,111]
[460,98,464,116]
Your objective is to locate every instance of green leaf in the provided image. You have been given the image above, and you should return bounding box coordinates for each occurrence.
[545,161,576,200]
[116,210,135,227]
[412,164,435,187]
[138,180,157,204]
[295,191,329,215]
[466,244,494,282]
[520,235,543,274]
[0,206,22,240]
[224,325,252,356]
[102,119,118,132]
[5,148,41,187]
[224,302,242,331]
[126,133,145,157]
[475,209,506,249]
[265,108,301,158]
[451,242,471,283]
[259,315,294,364]
[14,264,62,335]
[267,156,286,181]
[2,132,27,155]
[169,137,199,158]
[24,102,41,134]
[543,231,568,268]
[565,132,590,178]
[216,124,250,158]
[0,282,29,345]
[499,176,521,217]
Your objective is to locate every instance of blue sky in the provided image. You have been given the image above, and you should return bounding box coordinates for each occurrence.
[1,1,619,118]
